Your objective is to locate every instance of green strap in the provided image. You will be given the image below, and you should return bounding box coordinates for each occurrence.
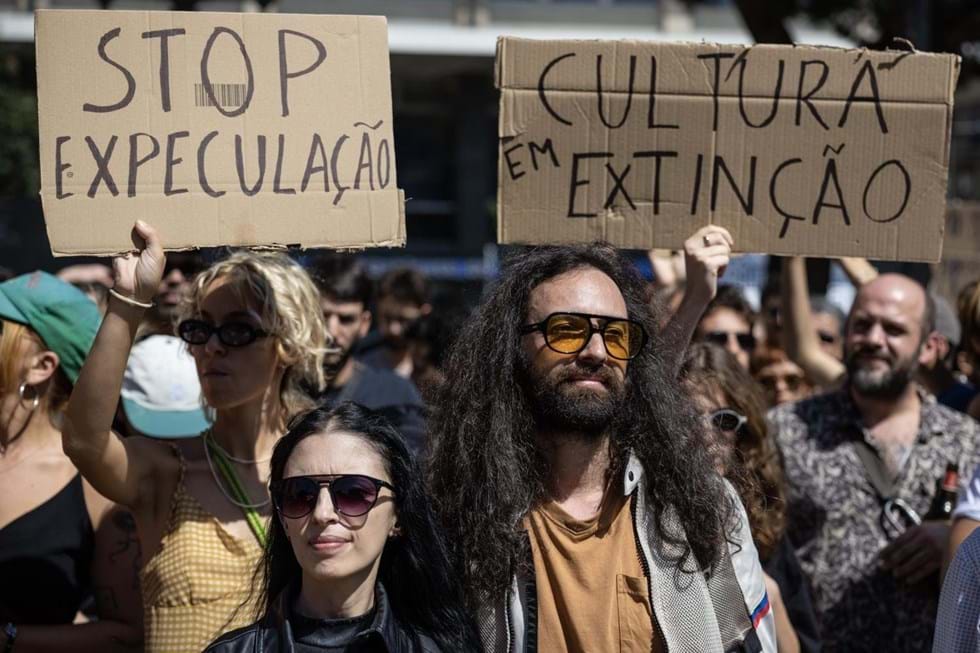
[212,450,268,548]
[208,440,269,548]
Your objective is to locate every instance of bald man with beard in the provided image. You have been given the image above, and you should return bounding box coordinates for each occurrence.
[769,274,980,653]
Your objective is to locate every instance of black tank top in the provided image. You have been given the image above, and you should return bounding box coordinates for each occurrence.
[0,475,95,624]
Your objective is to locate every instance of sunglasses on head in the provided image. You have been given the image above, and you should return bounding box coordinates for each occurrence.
[709,408,747,434]
[177,319,268,348]
[272,474,394,519]
[704,330,756,352]
[520,312,647,361]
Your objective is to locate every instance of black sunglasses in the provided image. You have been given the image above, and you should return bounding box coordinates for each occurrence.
[272,474,395,519]
[177,319,268,348]
[520,312,647,361]
[704,330,756,352]
[709,408,747,434]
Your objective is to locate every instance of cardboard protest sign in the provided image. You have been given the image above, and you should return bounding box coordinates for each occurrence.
[496,39,960,262]
[36,10,404,256]
[943,201,980,263]
[933,202,980,307]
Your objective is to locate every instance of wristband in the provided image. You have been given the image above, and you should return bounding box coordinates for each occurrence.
[3,622,16,653]
[108,288,154,309]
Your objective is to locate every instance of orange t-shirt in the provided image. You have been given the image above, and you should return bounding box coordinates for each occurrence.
[524,491,663,653]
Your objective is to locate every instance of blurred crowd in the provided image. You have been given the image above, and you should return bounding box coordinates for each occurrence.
[1,223,979,653]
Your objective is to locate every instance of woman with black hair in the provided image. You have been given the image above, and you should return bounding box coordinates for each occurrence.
[205,402,480,652]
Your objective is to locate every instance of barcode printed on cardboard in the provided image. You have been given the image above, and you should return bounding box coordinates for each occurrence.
[194,83,247,108]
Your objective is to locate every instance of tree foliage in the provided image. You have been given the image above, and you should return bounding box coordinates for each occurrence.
[0,47,39,198]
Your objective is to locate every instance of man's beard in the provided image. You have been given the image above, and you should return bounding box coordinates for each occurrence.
[846,345,918,399]
[525,361,626,437]
[324,343,353,384]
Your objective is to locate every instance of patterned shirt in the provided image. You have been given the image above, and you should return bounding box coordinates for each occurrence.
[140,445,264,653]
[769,386,980,653]
[933,527,980,653]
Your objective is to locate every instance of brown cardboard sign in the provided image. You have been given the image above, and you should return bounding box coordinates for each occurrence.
[36,10,404,256]
[943,201,980,263]
[931,202,979,309]
[496,38,960,262]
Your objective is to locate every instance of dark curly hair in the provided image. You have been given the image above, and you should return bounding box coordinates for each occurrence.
[680,342,787,561]
[256,402,481,651]
[426,242,736,607]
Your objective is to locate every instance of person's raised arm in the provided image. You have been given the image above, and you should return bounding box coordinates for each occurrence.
[660,225,732,377]
[838,257,878,287]
[647,249,683,290]
[62,221,173,510]
[780,257,845,388]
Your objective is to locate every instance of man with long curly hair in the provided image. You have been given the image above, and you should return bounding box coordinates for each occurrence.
[426,241,775,653]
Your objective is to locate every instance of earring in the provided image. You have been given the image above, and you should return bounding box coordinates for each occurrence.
[18,383,40,412]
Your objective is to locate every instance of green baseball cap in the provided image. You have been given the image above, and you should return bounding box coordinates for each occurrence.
[0,271,102,385]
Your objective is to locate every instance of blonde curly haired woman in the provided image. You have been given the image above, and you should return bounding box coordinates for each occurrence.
[63,221,329,653]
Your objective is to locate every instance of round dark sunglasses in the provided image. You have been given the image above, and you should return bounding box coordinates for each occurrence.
[709,408,747,434]
[520,312,647,361]
[272,474,395,519]
[177,319,268,348]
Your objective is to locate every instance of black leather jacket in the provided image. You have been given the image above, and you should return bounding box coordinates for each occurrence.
[204,584,441,653]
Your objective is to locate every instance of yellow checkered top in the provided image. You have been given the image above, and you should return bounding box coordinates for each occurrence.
[139,447,264,653]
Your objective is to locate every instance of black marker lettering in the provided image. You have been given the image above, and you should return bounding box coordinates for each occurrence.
[377,139,391,188]
[83,28,136,113]
[164,131,189,196]
[127,132,160,198]
[568,152,612,218]
[301,134,330,193]
[197,130,225,198]
[85,135,119,198]
[647,56,679,130]
[55,136,73,199]
[738,57,784,128]
[839,59,888,134]
[201,27,254,118]
[711,155,756,214]
[771,158,805,238]
[278,30,327,118]
[604,163,635,210]
[812,157,850,226]
[273,134,295,194]
[696,53,735,132]
[795,60,830,129]
[863,160,910,223]
[634,150,677,214]
[234,134,266,196]
[354,132,374,190]
[330,134,349,206]
[690,153,704,214]
[538,53,575,126]
[529,139,560,170]
[141,29,185,112]
[596,54,636,129]
[503,142,526,180]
